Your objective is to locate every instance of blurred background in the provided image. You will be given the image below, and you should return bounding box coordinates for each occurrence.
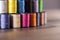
[43,0,60,20]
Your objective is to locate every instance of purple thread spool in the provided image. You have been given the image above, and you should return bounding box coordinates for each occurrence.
[1,14,10,29]
[32,0,38,12]
[35,0,38,12]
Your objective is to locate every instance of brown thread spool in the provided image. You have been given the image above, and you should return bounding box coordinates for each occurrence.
[30,13,36,27]
[40,12,45,26]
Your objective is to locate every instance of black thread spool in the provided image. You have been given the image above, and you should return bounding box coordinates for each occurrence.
[25,0,32,13]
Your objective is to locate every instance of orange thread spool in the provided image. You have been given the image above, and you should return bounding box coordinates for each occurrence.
[30,13,36,27]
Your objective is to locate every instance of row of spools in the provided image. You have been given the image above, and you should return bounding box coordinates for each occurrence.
[0,0,43,13]
[0,0,47,29]
[0,12,47,29]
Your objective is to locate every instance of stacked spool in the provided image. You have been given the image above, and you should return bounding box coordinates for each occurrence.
[0,0,47,29]
[0,0,9,29]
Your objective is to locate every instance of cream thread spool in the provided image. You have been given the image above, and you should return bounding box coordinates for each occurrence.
[11,14,20,28]
[44,12,47,24]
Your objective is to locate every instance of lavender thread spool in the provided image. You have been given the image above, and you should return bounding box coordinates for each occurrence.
[1,14,10,29]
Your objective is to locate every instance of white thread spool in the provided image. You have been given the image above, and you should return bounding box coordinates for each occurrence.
[44,12,47,24]
[0,0,7,13]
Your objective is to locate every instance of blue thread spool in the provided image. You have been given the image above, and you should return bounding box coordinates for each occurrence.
[36,13,40,27]
[1,14,10,29]
[17,0,25,13]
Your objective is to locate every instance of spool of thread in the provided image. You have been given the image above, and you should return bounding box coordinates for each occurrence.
[30,13,36,27]
[21,13,30,28]
[17,0,25,13]
[30,0,32,13]
[0,0,7,13]
[25,0,32,13]
[36,13,40,27]
[44,12,47,24]
[39,0,43,12]
[32,0,38,12]
[40,12,45,26]
[11,14,20,28]
[35,0,38,12]
[1,14,10,29]
[8,0,17,13]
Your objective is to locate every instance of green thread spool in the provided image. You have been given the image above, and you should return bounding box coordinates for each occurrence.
[39,0,43,12]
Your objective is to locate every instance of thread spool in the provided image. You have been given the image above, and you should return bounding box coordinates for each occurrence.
[44,12,47,24]
[21,13,30,28]
[32,0,38,12]
[17,0,25,13]
[39,0,43,12]
[25,0,32,13]
[0,0,7,13]
[11,14,20,28]
[36,13,40,27]
[40,12,45,26]
[8,0,17,13]
[35,0,38,12]
[1,14,10,29]
[30,13,36,27]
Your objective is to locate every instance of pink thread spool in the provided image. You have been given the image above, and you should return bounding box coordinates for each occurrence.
[21,13,30,28]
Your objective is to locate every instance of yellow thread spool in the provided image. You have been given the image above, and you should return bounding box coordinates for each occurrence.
[8,0,17,13]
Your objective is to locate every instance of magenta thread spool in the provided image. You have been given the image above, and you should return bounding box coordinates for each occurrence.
[21,13,30,28]
[22,14,27,27]
[27,14,30,27]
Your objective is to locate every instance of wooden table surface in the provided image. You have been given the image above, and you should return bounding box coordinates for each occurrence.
[0,20,60,40]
